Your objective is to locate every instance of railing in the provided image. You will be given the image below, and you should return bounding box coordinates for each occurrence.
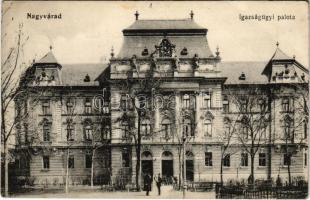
[216,185,308,199]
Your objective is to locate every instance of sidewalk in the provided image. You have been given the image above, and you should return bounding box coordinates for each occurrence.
[12,185,216,199]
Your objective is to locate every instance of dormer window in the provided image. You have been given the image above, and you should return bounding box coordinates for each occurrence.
[84,74,90,82]
[301,73,305,81]
[142,47,149,56]
[239,72,246,80]
[181,47,188,55]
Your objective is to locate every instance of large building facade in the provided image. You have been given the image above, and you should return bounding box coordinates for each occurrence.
[14,13,308,187]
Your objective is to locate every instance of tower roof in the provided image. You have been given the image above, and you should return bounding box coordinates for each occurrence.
[271,47,292,60]
[37,51,58,64]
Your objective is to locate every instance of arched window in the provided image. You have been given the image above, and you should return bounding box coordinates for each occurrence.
[161,118,171,139]
[141,119,151,136]
[204,119,212,137]
[183,117,193,137]
[84,119,92,141]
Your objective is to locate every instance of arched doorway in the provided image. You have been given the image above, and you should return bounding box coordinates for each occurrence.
[141,151,153,179]
[186,151,194,182]
[161,151,173,182]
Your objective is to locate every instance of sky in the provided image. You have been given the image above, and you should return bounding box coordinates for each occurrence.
[2,1,309,66]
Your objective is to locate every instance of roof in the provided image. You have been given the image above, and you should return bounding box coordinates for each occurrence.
[220,61,269,84]
[61,63,108,86]
[271,47,292,60]
[37,51,58,64]
[125,19,206,30]
[117,35,214,58]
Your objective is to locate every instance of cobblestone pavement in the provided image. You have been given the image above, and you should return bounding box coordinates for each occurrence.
[12,185,216,199]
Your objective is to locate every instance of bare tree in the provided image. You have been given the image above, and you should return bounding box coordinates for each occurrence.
[274,83,308,186]
[217,114,239,185]
[113,57,163,191]
[1,7,37,194]
[225,85,270,187]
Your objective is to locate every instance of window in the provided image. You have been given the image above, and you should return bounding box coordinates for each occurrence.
[42,100,50,115]
[66,98,74,114]
[223,95,229,113]
[43,123,50,142]
[304,120,308,139]
[282,98,290,112]
[240,98,247,112]
[84,121,92,141]
[120,95,128,110]
[259,153,266,166]
[121,122,129,139]
[141,119,151,136]
[101,125,110,141]
[258,98,266,112]
[66,121,74,141]
[85,154,92,168]
[204,119,212,137]
[284,118,293,141]
[205,152,213,166]
[283,153,291,166]
[241,153,248,167]
[68,155,74,168]
[161,119,171,139]
[85,98,92,114]
[241,117,249,139]
[122,149,130,167]
[203,92,211,108]
[183,94,190,109]
[305,153,307,166]
[183,118,193,137]
[43,156,50,169]
[223,154,230,167]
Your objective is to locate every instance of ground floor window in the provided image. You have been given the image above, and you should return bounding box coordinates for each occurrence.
[205,152,212,166]
[223,154,230,167]
[43,156,50,169]
[85,154,92,168]
[259,153,266,166]
[283,153,291,166]
[122,149,130,167]
[68,155,74,168]
[241,153,248,167]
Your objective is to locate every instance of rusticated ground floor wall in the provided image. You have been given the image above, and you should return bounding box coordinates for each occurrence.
[111,144,308,185]
[15,145,307,186]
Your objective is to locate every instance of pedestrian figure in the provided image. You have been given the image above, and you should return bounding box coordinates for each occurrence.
[154,173,162,196]
[144,173,152,196]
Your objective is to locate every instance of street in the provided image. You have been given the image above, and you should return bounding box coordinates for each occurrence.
[12,185,216,199]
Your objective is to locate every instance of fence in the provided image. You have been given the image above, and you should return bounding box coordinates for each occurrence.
[216,185,308,199]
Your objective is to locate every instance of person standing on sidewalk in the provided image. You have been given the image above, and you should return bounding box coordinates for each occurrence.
[154,173,162,196]
[144,173,152,196]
